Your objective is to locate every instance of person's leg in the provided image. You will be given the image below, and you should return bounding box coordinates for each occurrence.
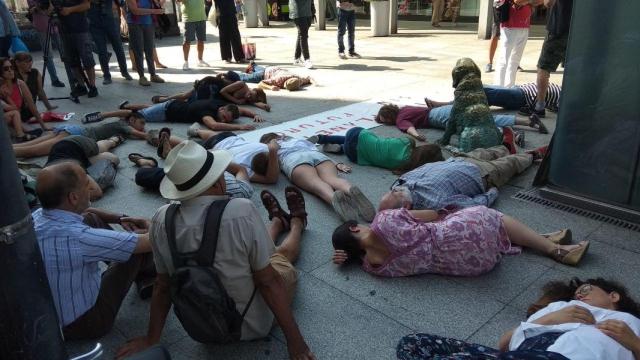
[197,40,205,61]
[347,11,355,55]
[228,17,245,62]
[504,28,528,88]
[237,69,265,83]
[182,22,193,62]
[89,152,120,166]
[294,19,303,60]
[430,0,443,26]
[99,109,132,120]
[13,133,69,158]
[5,110,26,137]
[78,33,97,87]
[257,0,269,26]
[316,161,351,192]
[141,25,157,76]
[337,10,347,54]
[135,166,165,191]
[218,17,232,61]
[91,25,112,80]
[97,136,122,152]
[290,164,335,204]
[12,131,57,147]
[494,27,513,87]
[299,17,311,60]
[483,85,527,110]
[397,333,500,360]
[535,33,567,111]
[104,15,131,77]
[488,32,499,66]
[483,153,534,188]
[502,215,581,256]
[274,217,304,263]
[493,114,516,128]
[128,24,145,77]
[316,134,347,145]
[464,145,510,161]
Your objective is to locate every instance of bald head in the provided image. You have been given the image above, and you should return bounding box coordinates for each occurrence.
[37,161,86,210]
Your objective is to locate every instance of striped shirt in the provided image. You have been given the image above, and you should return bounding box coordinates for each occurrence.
[518,82,562,110]
[33,208,138,326]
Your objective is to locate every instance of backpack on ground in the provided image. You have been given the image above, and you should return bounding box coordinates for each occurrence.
[165,200,256,343]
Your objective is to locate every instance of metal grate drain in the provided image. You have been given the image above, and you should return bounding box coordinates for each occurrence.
[512,188,640,232]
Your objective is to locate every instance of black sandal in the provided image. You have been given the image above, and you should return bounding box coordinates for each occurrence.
[128,153,158,167]
[260,190,291,230]
[157,128,171,159]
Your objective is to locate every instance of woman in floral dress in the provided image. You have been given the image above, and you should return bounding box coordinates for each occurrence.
[331,206,589,277]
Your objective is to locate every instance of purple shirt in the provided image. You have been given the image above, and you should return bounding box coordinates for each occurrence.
[395,106,430,132]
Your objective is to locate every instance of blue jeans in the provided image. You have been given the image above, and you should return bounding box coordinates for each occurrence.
[429,105,515,129]
[237,65,265,83]
[317,127,362,163]
[484,85,527,110]
[337,9,356,54]
[139,101,172,122]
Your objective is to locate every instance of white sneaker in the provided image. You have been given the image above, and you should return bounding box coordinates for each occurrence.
[182,62,189,71]
[187,122,201,138]
[338,52,347,59]
[197,60,210,67]
[293,58,303,66]
[304,59,314,69]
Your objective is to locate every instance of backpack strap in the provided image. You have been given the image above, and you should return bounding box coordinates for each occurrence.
[195,199,230,266]
[165,203,184,269]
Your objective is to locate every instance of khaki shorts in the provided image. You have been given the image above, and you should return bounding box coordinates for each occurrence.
[270,253,298,302]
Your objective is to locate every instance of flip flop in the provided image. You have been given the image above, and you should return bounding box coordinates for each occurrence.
[128,153,158,167]
[157,128,171,159]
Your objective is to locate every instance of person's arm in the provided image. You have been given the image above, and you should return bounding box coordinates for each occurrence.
[115,274,172,359]
[498,328,516,352]
[18,80,45,129]
[253,265,314,359]
[249,140,280,184]
[35,72,57,110]
[226,162,250,182]
[60,0,91,15]
[201,115,255,131]
[406,126,426,141]
[125,0,164,15]
[596,320,640,360]
[84,207,126,223]
[239,107,264,122]
[133,233,152,253]
[252,102,271,112]
[127,127,149,139]
[409,210,439,222]
[219,81,248,104]
[258,80,280,91]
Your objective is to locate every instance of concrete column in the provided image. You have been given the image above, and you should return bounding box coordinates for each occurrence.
[477,0,492,40]
[315,0,326,30]
[389,0,397,34]
[244,0,259,27]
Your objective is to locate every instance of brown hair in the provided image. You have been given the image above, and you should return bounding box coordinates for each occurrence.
[259,132,279,144]
[393,142,444,175]
[375,104,400,125]
[251,152,269,176]
[224,104,240,119]
[0,57,16,83]
[254,88,267,104]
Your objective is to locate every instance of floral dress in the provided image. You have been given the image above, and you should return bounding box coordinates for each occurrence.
[362,206,517,277]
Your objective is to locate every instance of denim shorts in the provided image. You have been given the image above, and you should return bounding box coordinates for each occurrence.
[280,150,332,179]
[53,124,86,136]
[139,101,172,122]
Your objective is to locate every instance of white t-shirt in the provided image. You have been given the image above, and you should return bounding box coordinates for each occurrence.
[213,136,268,178]
[510,300,640,360]
[277,138,318,159]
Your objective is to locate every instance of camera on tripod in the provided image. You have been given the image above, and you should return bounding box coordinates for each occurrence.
[37,0,64,14]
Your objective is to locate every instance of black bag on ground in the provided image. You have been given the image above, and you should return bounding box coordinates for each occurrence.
[165,200,256,344]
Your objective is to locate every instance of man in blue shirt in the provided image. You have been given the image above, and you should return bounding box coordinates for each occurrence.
[33,161,154,340]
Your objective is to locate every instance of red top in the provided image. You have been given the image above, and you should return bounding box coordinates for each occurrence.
[395,106,430,131]
[502,4,532,29]
[9,83,23,109]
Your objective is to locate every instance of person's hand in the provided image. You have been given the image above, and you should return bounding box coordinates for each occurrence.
[46,105,58,111]
[411,133,426,141]
[154,8,165,14]
[267,139,280,151]
[241,124,256,130]
[332,249,348,265]
[336,163,351,173]
[272,86,280,91]
[59,7,71,16]
[253,115,264,122]
[263,104,271,112]
[116,336,155,360]
[533,305,595,326]
[596,320,640,353]
[287,339,316,360]
[121,217,151,233]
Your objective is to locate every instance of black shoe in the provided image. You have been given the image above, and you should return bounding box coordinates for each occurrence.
[87,86,98,98]
[515,130,525,148]
[518,106,546,118]
[72,85,88,97]
[121,72,133,81]
[119,100,130,109]
[529,114,549,134]
[103,77,112,85]
[51,80,65,87]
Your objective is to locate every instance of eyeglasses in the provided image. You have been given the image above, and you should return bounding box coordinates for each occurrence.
[575,284,593,297]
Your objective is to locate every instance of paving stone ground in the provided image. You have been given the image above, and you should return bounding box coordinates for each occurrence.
[25,18,639,360]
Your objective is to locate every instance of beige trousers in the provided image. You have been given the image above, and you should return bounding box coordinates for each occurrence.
[458,145,533,188]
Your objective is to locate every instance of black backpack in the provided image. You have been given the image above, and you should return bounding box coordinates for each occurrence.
[165,200,256,343]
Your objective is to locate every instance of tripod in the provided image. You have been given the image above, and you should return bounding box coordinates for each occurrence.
[40,11,89,104]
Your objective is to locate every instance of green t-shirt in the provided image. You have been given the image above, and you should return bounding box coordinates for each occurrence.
[356,130,412,169]
[181,0,206,23]
[85,121,132,141]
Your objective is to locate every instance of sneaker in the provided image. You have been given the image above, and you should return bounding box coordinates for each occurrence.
[51,79,65,87]
[485,63,493,73]
[338,52,347,59]
[349,52,361,59]
[103,77,112,85]
[293,58,303,66]
[304,59,314,69]
[502,127,516,154]
[122,72,133,81]
[87,86,98,98]
[197,60,210,67]
[187,122,201,138]
[518,106,545,118]
[526,145,549,161]
[529,114,549,134]
[306,135,319,144]
[72,84,88,97]
[515,130,525,148]
[119,100,130,109]
[139,76,151,86]
[331,191,359,222]
[83,111,103,124]
[150,74,165,83]
[348,186,376,222]
[182,61,189,71]
[322,144,342,153]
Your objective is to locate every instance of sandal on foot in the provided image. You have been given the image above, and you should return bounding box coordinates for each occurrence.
[542,229,572,245]
[260,190,291,230]
[128,153,158,167]
[146,129,160,146]
[552,240,590,266]
[157,128,171,159]
[349,186,376,222]
[284,186,308,228]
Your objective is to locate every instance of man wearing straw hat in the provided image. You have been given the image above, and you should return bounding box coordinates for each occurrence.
[118,140,315,359]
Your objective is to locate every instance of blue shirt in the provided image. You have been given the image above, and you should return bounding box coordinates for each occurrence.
[33,208,138,326]
[393,158,498,210]
[127,0,153,25]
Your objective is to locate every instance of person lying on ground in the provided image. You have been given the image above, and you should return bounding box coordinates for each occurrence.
[309,127,444,174]
[13,52,58,111]
[45,135,122,200]
[396,278,640,360]
[33,161,156,341]
[12,114,147,158]
[375,102,548,141]
[149,73,238,104]
[116,141,314,359]
[424,82,562,118]
[259,132,376,222]
[331,205,590,278]
[235,62,313,91]
[220,80,271,112]
[92,99,259,131]
[378,144,548,211]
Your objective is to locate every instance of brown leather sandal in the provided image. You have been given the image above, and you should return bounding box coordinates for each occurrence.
[260,190,291,230]
[552,240,590,266]
[284,186,307,229]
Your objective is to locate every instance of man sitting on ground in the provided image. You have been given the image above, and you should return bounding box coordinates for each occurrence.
[33,161,155,340]
[378,144,548,211]
[116,141,314,359]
